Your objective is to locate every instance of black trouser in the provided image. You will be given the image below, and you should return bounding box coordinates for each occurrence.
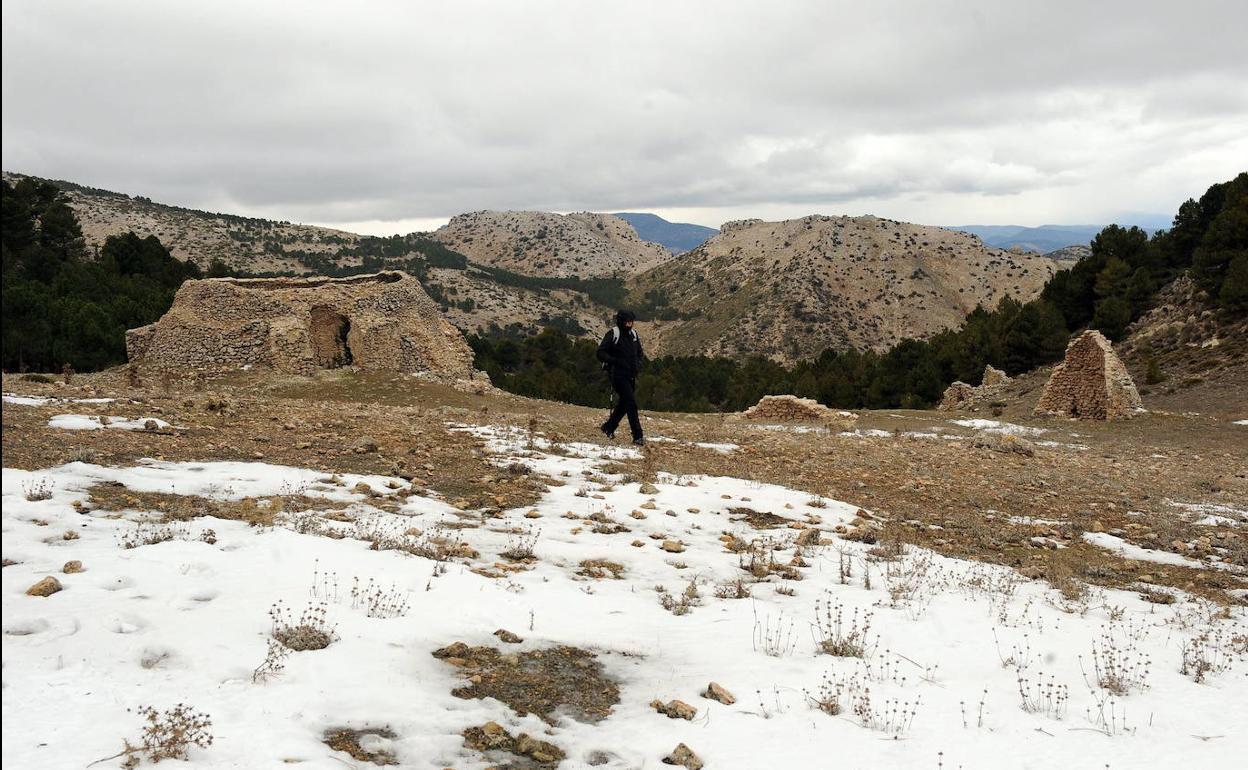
[604,373,642,439]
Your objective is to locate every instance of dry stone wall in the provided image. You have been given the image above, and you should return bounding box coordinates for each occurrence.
[126,272,477,378]
[938,365,1013,411]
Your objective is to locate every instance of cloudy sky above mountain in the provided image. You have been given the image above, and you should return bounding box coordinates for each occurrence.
[3,0,1246,234]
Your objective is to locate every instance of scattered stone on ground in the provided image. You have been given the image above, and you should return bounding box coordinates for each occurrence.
[971,433,1036,457]
[662,743,704,769]
[62,560,83,574]
[462,721,565,767]
[25,576,62,597]
[651,699,697,720]
[494,628,524,644]
[1034,330,1144,420]
[702,682,736,704]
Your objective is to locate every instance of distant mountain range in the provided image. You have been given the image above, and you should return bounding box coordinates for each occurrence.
[612,212,718,254]
[950,223,1161,253]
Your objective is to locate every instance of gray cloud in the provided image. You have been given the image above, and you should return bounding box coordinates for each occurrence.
[3,0,1246,232]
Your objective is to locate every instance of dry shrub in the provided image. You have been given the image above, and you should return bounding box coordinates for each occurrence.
[96,704,213,767]
[269,600,337,651]
[813,593,875,658]
[658,580,701,616]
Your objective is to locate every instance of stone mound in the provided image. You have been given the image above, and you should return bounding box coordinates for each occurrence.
[1034,330,1143,420]
[126,272,477,378]
[741,395,857,426]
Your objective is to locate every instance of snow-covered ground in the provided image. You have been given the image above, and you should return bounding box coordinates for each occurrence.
[3,426,1246,769]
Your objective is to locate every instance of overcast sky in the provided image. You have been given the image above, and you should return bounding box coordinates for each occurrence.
[3,0,1246,235]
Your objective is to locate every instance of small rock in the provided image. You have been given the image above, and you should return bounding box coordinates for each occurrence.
[641,500,658,510]
[639,482,660,494]
[494,628,523,644]
[661,540,685,553]
[702,682,735,704]
[795,528,821,546]
[524,509,542,519]
[662,743,703,769]
[432,641,471,659]
[62,560,84,574]
[26,576,63,597]
[352,482,374,496]
[353,437,379,454]
[515,733,565,763]
[62,529,80,541]
[631,540,645,547]
[144,419,159,431]
[651,699,697,720]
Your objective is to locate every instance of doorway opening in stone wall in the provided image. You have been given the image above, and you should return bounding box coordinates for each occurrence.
[309,306,353,368]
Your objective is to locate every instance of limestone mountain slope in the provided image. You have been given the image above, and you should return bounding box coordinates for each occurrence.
[431,211,673,278]
[633,215,1058,362]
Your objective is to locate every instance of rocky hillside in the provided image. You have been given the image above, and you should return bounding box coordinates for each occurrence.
[1116,275,1248,415]
[633,215,1058,362]
[431,211,672,278]
[2,172,356,274]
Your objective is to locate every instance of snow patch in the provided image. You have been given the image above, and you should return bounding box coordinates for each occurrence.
[49,414,169,431]
[950,419,1048,436]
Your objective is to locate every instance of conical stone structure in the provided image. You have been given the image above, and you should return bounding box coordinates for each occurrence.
[1034,330,1142,420]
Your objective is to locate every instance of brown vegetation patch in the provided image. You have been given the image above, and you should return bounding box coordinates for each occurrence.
[84,484,350,527]
[322,727,398,766]
[729,507,789,529]
[432,642,620,724]
[577,559,626,579]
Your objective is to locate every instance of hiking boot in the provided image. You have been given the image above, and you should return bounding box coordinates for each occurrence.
[632,436,646,446]
[600,423,615,440]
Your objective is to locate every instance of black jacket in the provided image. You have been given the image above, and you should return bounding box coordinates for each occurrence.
[597,326,644,379]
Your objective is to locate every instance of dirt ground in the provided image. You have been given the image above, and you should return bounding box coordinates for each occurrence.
[3,368,1245,605]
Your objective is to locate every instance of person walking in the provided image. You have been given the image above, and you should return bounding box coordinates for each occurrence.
[597,309,645,445]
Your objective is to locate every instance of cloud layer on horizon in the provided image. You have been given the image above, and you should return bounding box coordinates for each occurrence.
[3,0,1246,233]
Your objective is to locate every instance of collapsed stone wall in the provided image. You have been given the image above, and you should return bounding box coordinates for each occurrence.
[740,395,858,427]
[1034,330,1143,420]
[126,271,477,378]
[938,365,1013,411]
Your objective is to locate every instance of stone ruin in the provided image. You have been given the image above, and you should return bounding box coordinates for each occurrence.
[126,271,478,378]
[937,365,1012,411]
[1034,330,1143,420]
[740,395,857,427]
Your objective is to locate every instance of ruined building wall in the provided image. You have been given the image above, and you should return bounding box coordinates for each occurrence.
[126,272,477,378]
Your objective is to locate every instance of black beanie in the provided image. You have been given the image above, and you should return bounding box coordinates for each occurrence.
[615,309,636,326]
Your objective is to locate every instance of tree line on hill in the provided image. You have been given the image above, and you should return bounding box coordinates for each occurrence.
[3,172,1244,412]
[2,178,202,372]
